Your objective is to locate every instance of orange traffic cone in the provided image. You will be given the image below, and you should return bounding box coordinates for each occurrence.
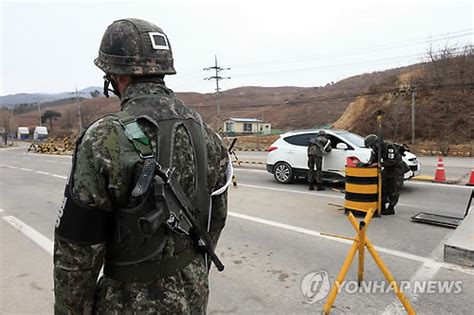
[434,157,446,182]
[467,169,474,186]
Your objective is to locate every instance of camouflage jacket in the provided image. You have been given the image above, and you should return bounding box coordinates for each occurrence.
[369,140,405,173]
[307,135,329,157]
[53,79,229,314]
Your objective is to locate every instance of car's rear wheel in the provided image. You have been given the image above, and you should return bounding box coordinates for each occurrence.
[273,162,293,184]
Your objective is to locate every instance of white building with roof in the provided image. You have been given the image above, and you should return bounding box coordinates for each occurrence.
[223,118,271,135]
[33,126,48,141]
[17,127,30,140]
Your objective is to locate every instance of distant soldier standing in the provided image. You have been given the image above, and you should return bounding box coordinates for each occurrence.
[364,134,405,215]
[307,130,331,191]
[53,18,230,314]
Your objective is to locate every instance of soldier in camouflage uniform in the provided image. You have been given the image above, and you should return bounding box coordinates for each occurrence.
[53,18,230,314]
[307,130,331,191]
[365,134,405,215]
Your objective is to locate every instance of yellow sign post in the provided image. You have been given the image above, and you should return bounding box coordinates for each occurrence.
[322,207,416,314]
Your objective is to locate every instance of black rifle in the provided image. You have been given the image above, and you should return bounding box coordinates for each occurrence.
[156,164,225,272]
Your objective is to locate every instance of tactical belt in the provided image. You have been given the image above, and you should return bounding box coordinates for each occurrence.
[104,246,199,282]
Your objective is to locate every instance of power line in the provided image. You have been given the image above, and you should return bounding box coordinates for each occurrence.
[190,71,473,106]
[231,46,471,78]
[203,55,231,117]
[170,29,473,85]
[227,29,474,69]
[189,82,474,110]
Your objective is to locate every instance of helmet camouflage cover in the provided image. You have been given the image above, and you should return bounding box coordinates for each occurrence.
[94,18,176,75]
[364,134,379,147]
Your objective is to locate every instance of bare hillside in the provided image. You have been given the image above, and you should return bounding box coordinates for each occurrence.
[4,53,472,152]
[334,53,474,153]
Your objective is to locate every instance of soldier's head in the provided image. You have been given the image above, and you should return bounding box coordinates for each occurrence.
[94,18,176,98]
[364,134,379,149]
[318,130,327,137]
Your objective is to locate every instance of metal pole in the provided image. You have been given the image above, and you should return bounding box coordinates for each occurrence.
[411,90,415,144]
[215,55,220,117]
[323,241,359,314]
[76,87,83,131]
[203,55,230,121]
[357,221,366,285]
[37,102,42,126]
[365,241,416,314]
[377,112,383,216]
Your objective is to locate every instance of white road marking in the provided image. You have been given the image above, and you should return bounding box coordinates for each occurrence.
[3,215,53,256]
[381,232,452,314]
[228,211,474,276]
[407,180,474,190]
[51,174,67,179]
[239,183,341,198]
[1,162,67,179]
[0,208,5,213]
[236,182,466,211]
[61,162,70,165]
[233,168,267,173]
[233,168,473,189]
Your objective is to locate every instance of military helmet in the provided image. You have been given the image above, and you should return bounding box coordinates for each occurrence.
[318,130,327,136]
[364,134,379,147]
[94,18,176,76]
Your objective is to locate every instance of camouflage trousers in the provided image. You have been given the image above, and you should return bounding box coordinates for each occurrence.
[94,255,209,314]
[382,168,404,208]
[308,155,323,185]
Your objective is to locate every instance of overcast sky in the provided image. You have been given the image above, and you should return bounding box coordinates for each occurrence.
[1,0,472,95]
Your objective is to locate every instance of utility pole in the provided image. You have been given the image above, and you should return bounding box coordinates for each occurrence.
[203,55,230,118]
[76,86,83,131]
[411,88,416,145]
[36,101,42,126]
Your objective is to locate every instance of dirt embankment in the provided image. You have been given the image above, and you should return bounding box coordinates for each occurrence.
[333,56,474,156]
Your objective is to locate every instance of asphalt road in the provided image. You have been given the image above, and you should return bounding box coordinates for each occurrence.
[1,146,473,314]
[235,151,474,184]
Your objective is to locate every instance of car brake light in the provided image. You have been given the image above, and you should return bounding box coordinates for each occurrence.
[267,146,278,152]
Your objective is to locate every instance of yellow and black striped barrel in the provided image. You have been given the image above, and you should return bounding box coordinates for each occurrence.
[344,166,379,213]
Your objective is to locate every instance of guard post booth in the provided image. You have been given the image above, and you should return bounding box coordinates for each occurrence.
[344,158,381,216]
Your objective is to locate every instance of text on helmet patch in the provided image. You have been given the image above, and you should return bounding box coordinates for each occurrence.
[148,32,170,50]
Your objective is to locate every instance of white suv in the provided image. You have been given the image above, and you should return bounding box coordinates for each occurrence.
[266,129,421,184]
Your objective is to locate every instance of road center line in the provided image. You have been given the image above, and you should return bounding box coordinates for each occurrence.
[228,211,474,276]
[233,168,473,189]
[1,162,67,179]
[2,206,472,280]
[51,174,67,179]
[3,215,53,256]
[238,183,342,198]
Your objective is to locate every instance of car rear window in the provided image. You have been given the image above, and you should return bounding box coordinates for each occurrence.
[283,134,316,146]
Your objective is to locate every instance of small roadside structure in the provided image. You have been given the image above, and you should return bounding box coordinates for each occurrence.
[224,118,272,136]
[17,127,30,140]
[33,126,48,141]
